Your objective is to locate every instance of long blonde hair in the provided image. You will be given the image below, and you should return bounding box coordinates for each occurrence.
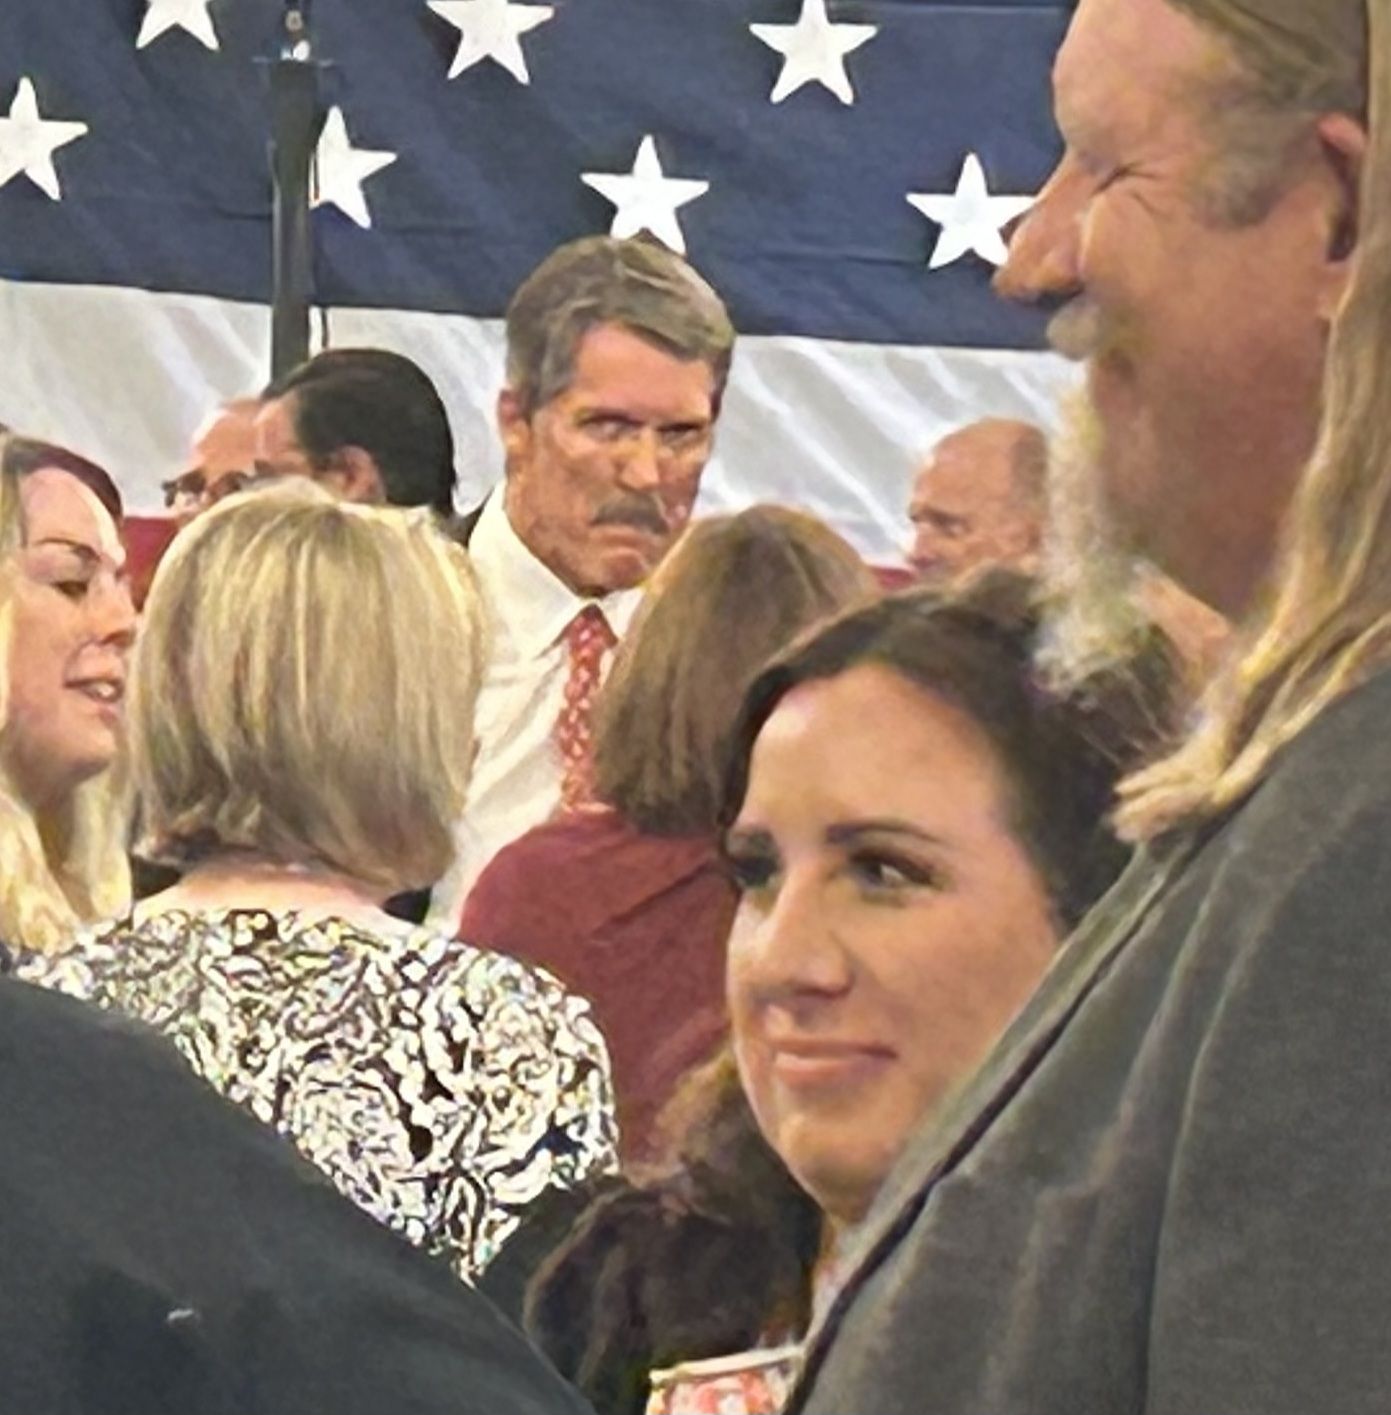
[0,433,131,953]
[1117,0,1389,839]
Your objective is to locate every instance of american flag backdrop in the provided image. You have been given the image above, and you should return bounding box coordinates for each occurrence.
[0,0,1076,559]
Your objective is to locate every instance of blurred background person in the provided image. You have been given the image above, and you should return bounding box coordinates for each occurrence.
[488,576,1183,1415]
[461,506,875,1168]
[16,482,616,1281]
[128,395,265,611]
[162,396,262,525]
[906,419,1046,585]
[0,431,135,957]
[908,411,1230,693]
[429,235,736,927]
[255,347,458,516]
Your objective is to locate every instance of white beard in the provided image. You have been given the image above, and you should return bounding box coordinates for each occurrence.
[1035,388,1153,691]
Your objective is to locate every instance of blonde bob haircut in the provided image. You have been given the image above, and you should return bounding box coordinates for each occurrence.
[1118,0,1387,839]
[133,480,486,893]
[0,433,131,954]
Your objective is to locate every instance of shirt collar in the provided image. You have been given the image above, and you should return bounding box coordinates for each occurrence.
[469,489,645,658]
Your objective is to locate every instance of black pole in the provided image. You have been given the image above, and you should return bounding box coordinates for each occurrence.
[269,1,324,379]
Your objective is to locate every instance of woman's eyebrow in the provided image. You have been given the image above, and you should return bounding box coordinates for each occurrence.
[31,539,98,562]
[825,819,951,848]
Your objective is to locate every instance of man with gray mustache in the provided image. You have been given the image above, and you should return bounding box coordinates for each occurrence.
[788,0,1391,1412]
[429,237,735,926]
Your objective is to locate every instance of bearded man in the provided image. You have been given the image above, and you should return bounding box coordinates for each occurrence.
[788,1,1391,1411]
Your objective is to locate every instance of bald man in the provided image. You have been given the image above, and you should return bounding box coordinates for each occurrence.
[906,419,1045,584]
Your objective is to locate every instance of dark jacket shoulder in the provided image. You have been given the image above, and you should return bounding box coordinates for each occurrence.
[0,976,592,1415]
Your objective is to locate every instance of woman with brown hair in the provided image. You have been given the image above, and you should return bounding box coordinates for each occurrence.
[459,505,876,1164]
[506,574,1182,1415]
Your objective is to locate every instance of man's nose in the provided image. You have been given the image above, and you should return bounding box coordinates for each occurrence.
[994,160,1085,306]
[908,526,938,575]
[615,428,663,492]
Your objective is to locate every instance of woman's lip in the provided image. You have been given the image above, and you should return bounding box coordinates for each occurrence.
[769,1042,896,1087]
[67,680,125,702]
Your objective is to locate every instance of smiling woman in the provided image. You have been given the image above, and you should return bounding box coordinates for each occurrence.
[0,432,134,956]
[723,576,1180,1234]
[508,573,1184,1415]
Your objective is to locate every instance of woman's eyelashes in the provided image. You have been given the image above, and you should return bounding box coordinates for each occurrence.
[721,835,944,902]
[721,839,779,893]
[845,847,944,900]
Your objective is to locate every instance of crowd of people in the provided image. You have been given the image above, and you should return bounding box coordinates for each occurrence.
[0,0,1388,1409]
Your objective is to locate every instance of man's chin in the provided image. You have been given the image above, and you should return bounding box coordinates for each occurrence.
[580,549,656,596]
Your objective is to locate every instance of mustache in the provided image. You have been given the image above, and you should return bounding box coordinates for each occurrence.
[1047,298,1112,363]
[592,497,671,536]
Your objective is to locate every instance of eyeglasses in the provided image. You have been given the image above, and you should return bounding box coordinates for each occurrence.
[161,467,272,512]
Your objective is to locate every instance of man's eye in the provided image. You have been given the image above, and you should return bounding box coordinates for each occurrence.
[1097,164,1135,194]
[582,416,631,441]
[661,425,706,450]
[54,580,89,600]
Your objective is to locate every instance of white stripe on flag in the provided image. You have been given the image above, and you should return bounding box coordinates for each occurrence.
[1,277,1078,561]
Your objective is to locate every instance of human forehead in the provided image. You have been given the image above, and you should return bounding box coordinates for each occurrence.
[1054,0,1217,151]
[19,467,124,563]
[194,406,259,468]
[929,435,1022,501]
[739,663,1014,831]
[556,322,716,408]
[253,395,300,450]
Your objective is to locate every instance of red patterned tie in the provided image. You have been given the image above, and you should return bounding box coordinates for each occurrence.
[554,604,618,813]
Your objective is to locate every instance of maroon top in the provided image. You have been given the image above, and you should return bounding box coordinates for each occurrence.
[458,807,735,1166]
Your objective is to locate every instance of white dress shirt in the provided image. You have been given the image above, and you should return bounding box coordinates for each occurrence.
[428,491,643,928]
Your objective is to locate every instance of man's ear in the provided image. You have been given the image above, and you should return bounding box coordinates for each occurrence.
[496,388,532,470]
[317,446,384,504]
[1314,110,1368,320]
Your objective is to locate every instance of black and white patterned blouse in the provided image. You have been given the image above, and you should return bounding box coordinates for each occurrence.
[14,908,619,1281]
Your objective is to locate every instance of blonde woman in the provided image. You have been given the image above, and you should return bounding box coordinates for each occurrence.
[17,481,617,1281]
[0,432,134,957]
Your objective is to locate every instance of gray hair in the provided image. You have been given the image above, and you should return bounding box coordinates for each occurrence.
[504,236,735,416]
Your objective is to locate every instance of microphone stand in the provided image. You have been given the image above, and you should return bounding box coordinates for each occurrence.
[268,1,325,379]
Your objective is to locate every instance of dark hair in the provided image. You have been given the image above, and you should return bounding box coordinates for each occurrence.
[523,1053,819,1415]
[262,348,457,516]
[1,436,124,523]
[518,572,1184,1415]
[724,571,1183,931]
[593,507,875,835]
[505,235,735,417]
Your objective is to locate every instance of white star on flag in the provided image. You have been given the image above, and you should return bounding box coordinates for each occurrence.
[312,107,397,229]
[0,78,89,202]
[581,135,709,256]
[427,0,555,83]
[907,153,1034,270]
[137,0,220,51]
[750,0,877,105]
